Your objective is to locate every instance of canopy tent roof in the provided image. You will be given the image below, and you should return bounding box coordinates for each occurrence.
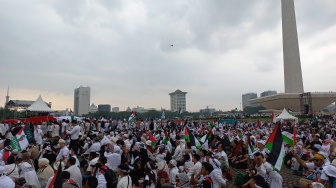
[275,108,298,123]
[27,95,55,112]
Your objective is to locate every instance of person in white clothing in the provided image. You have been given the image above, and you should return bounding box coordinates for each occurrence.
[34,125,43,146]
[56,139,70,162]
[0,166,15,188]
[65,157,83,188]
[51,122,60,138]
[4,156,19,180]
[189,154,202,178]
[105,144,121,171]
[84,137,101,155]
[70,146,80,167]
[67,120,81,150]
[117,164,132,188]
[172,140,185,163]
[168,159,179,186]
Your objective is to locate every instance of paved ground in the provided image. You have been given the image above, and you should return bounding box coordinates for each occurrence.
[226,167,301,188]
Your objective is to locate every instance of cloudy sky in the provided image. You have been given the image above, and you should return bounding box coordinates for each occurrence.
[1,0,335,112]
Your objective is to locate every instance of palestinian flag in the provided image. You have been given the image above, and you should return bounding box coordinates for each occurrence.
[266,123,285,171]
[48,160,63,188]
[188,129,202,149]
[184,127,190,143]
[162,130,170,144]
[282,131,294,147]
[247,134,255,156]
[128,111,136,122]
[282,123,297,147]
[10,126,29,152]
[288,109,294,116]
[149,134,157,147]
[70,109,74,121]
[24,123,34,143]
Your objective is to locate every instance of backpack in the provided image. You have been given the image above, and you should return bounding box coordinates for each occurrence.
[200,177,212,188]
[157,163,169,187]
[101,166,118,188]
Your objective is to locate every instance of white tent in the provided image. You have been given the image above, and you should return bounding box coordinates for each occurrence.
[27,95,55,112]
[275,108,298,123]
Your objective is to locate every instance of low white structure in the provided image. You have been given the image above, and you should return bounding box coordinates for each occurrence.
[27,95,55,112]
[275,108,298,123]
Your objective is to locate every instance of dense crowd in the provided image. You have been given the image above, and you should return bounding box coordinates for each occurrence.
[0,116,336,188]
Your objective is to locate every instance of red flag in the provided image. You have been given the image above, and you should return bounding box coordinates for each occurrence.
[149,134,157,146]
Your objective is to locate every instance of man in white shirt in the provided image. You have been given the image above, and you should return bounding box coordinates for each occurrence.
[56,139,69,162]
[168,159,179,186]
[117,164,132,188]
[67,120,81,150]
[65,157,83,188]
[83,152,99,182]
[61,119,68,137]
[84,137,101,155]
[172,140,184,162]
[189,154,202,178]
[70,146,80,167]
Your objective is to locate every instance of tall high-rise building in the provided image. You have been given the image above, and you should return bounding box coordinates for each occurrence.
[260,90,277,97]
[74,86,90,116]
[169,89,187,112]
[242,92,258,109]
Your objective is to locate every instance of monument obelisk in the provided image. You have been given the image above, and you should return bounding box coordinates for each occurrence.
[282,0,304,93]
[250,0,336,111]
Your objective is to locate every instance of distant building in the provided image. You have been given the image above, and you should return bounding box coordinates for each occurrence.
[90,103,98,113]
[112,107,119,112]
[261,90,277,97]
[200,108,216,113]
[98,104,111,112]
[74,86,90,116]
[125,107,132,112]
[169,89,187,112]
[242,92,258,109]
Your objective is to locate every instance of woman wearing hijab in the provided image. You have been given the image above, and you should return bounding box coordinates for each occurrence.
[143,161,156,188]
[19,151,41,188]
[156,154,169,187]
[290,145,307,176]
[129,152,145,188]
[37,158,54,188]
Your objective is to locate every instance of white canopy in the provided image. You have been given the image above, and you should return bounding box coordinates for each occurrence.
[27,95,55,112]
[275,108,298,123]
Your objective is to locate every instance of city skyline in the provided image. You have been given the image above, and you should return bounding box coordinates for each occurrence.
[1,1,335,112]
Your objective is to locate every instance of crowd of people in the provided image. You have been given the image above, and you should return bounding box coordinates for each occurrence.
[0,115,335,188]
